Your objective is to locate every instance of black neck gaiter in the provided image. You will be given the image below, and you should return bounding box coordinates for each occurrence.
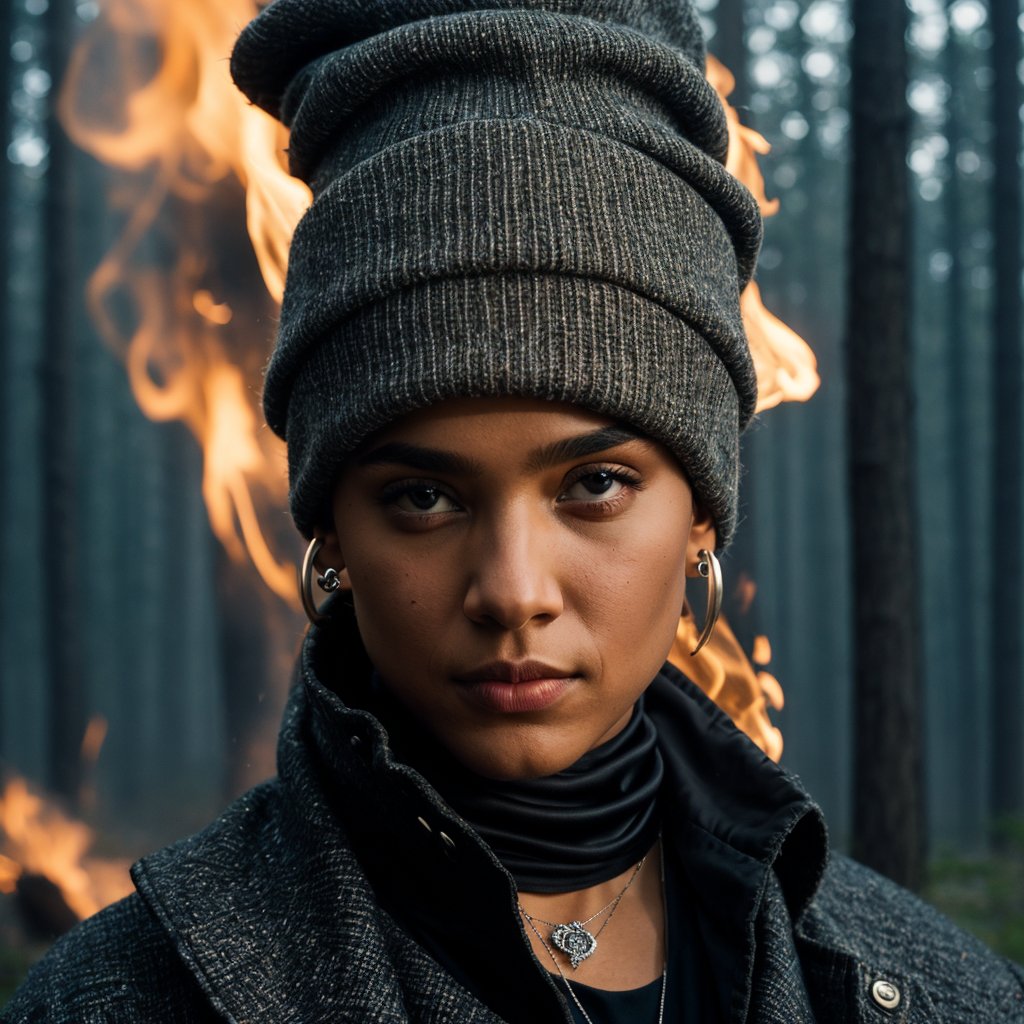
[367,678,664,893]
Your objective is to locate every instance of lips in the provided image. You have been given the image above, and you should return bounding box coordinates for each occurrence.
[453,660,578,713]
[454,660,574,685]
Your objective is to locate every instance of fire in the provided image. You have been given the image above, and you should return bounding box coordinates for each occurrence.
[58,0,309,299]
[0,778,132,923]
[59,0,311,603]
[664,57,825,758]
[671,611,784,761]
[735,572,758,616]
[662,58,807,759]
[752,634,772,666]
[751,634,785,713]
[707,55,820,414]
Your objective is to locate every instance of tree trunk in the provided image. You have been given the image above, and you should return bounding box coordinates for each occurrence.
[0,0,10,749]
[846,0,925,888]
[942,1,983,843]
[988,0,1024,825]
[41,2,87,804]
[713,0,748,109]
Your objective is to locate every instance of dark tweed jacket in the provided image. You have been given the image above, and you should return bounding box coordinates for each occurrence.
[5,617,1024,1024]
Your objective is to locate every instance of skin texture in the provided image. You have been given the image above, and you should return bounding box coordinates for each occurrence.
[317,397,717,988]
[317,396,715,781]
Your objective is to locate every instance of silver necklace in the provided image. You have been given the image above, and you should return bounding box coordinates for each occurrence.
[518,855,647,969]
[520,848,668,1024]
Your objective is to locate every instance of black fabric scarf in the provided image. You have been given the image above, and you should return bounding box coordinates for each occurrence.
[366,676,664,892]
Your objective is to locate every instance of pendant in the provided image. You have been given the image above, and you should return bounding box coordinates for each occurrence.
[550,922,598,969]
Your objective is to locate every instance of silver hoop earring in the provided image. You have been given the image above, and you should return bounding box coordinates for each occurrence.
[690,548,723,656]
[300,537,340,626]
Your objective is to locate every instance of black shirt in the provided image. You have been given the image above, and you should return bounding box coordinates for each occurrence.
[562,849,719,1023]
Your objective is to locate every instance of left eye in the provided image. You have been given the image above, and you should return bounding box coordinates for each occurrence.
[561,471,626,501]
[395,486,459,513]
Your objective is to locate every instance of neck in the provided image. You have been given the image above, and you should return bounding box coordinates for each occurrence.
[520,837,667,991]
[364,675,664,892]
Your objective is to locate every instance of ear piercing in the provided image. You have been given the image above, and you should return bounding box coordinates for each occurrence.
[300,537,340,625]
[690,548,723,656]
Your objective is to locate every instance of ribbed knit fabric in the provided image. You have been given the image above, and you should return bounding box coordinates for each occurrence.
[231,0,764,545]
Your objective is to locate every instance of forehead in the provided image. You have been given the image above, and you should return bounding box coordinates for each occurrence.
[362,397,621,448]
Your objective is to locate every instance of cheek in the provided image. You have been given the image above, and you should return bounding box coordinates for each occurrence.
[579,507,689,610]
[339,521,463,673]
[569,502,690,663]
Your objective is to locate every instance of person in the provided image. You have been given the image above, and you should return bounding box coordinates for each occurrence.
[5,0,1024,1021]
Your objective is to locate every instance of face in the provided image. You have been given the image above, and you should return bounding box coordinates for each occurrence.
[318,398,716,780]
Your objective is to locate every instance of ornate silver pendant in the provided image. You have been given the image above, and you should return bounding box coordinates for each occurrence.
[550,922,598,969]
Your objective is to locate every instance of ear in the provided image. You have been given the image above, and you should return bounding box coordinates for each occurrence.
[684,501,718,578]
[313,529,352,591]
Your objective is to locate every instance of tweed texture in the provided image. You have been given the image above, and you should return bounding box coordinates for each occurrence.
[0,894,219,1023]
[799,856,1024,1023]
[230,0,763,545]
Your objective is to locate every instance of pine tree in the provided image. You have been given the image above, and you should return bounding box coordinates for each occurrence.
[846,0,925,888]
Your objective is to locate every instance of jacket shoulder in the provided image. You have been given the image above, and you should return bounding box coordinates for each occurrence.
[2,890,219,1023]
[800,853,1024,1022]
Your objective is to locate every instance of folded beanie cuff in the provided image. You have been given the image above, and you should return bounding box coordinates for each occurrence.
[284,272,741,547]
[266,117,757,430]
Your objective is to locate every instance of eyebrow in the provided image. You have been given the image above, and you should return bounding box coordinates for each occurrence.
[524,425,645,471]
[356,442,484,476]
[356,425,645,476]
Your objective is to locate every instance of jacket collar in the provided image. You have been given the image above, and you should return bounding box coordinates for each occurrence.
[132,609,829,1024]
[299,608,829,1023]
[640,668,827,1022]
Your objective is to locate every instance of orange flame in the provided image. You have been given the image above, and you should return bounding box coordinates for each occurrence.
[664,62,820,758]
[707,54,820,414]
[79,716,108,765]
[78,714,109,814]
[670,611,784,761]
[735,572,758,616]
[752,634,772,666]
[0,778,132,921]
[59,0,311,603]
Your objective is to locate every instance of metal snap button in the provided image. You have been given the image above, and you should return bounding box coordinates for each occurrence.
[416,816,432,833]
[871,979,901,1010]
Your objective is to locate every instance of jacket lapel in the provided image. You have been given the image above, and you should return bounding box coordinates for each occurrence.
[131,691,507,1023]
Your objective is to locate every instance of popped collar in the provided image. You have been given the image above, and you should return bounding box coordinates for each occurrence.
[294,605,828,1023]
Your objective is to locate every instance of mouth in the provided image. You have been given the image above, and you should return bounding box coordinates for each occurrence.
[453,661,579,713]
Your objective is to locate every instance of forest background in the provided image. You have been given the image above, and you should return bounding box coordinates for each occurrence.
[0,0,1021,993]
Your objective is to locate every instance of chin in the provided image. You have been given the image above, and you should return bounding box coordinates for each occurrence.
[444,732,586,781]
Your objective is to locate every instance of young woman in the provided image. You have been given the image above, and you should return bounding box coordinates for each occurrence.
[6,0,1023,1021]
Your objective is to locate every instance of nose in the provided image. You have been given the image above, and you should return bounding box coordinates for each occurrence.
[462,507,564,630]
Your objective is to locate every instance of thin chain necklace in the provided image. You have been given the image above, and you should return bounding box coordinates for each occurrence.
[520,847,667,1024]
[517,854,647,969]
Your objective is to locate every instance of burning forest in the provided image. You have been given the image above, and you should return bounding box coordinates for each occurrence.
[2,0,1019,997]
[0,0,816,963]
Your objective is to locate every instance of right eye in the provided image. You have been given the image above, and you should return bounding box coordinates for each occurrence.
[380,480,462,517]
[396,485,458,513]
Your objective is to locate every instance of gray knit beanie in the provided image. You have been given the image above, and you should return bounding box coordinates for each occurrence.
[231,0,762,547]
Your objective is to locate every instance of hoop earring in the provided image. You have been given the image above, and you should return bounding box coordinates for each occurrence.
[300,537,341,626]
[690,548,723,656]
